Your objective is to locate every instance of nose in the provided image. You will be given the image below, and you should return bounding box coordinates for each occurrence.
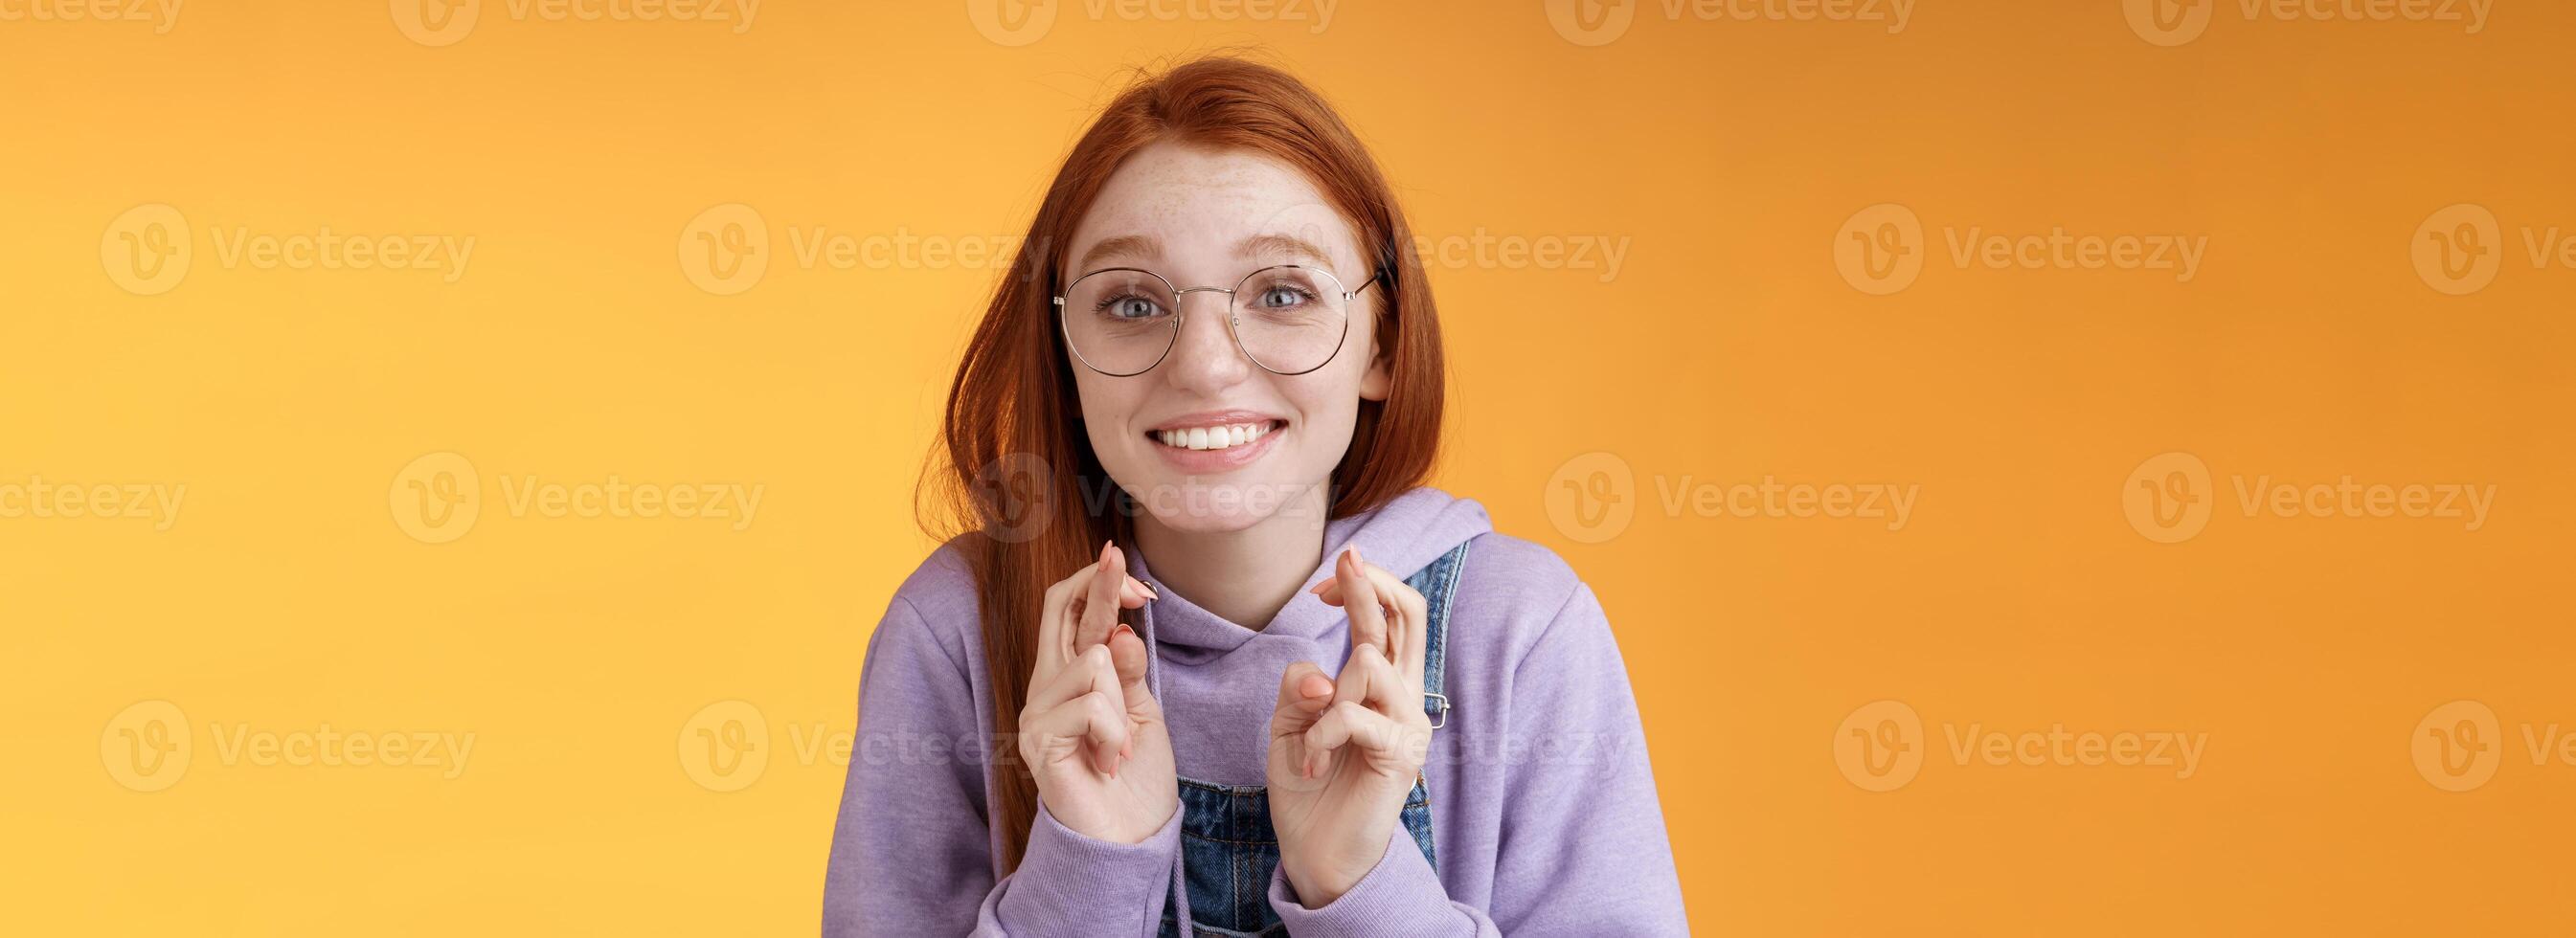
[1161,289,1253,391]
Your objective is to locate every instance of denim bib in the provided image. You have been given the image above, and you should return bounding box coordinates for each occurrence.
[1157,540,1470,937]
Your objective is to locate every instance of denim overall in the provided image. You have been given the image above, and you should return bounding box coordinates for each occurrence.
[1156,540,1470,937]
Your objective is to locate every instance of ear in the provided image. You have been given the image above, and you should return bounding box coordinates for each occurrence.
[1358,308,1393,402]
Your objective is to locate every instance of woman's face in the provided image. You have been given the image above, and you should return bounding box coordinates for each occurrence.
[1061,141,1390,533]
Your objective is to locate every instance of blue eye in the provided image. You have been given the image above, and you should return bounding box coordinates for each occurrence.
[1097,295,1164,320]
[1256,285,1313,308]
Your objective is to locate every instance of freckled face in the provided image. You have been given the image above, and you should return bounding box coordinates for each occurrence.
[1060,142,1390,532]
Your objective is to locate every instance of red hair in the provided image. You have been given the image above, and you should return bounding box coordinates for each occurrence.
[916,55,1445,873]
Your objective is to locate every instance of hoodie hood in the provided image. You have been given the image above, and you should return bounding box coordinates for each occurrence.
[1125,485,1495,660]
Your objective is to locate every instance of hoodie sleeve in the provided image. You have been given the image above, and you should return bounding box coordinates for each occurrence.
[824,595,1181,937]
[1262,580,1689,936]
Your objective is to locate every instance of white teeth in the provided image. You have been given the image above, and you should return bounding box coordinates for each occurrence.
[1154,421,1277,451]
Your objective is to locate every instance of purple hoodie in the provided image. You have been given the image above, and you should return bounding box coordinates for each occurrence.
[824,486,1688,935]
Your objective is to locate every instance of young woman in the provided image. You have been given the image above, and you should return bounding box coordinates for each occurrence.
[824,56,1686,936]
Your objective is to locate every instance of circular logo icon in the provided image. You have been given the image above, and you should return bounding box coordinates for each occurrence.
[1833,203,1923,296]
[2410,699,2501,793]
[2122,451,2213,544]
[391,451,482,545]
[102,700,192,793]
[965,0,1056,46]
[1543,451,1635,545]
[2410,203,2501,297]
[391,0,480,47]
[679,700,770,792]
[1834,700,1924,792]
[2124,0,2211,47]
[678,203,770,296]
[974,452,1056,544]
[1545,0,1636,47]
[101,203,192,297]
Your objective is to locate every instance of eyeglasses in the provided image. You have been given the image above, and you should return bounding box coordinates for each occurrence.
[1054,264,1383,377]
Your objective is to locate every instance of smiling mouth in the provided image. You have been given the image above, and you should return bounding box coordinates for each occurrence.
[1145,419,1284,452]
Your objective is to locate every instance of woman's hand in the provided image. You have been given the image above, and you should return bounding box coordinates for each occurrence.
[1265,545,1435,907]
[1016,540,1177,844]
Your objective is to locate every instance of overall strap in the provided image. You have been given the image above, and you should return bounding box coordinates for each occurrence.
[1404,538,1473,730]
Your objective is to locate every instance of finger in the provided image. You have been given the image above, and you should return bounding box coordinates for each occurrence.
[1333,642,1412,717]
[1122,575,1159,606]
[1353,564,1429,685]
[1338,547,1390,659]
[1271,660,1336,737]
[1034,562,1102,681]
[1073,541,1124,652]
[1024,690,1131,777]
[1105,623,1153,709]
[1028,641,1122,715]
[1303,701,1418,775]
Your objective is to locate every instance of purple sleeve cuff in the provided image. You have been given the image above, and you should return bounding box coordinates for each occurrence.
[1266,826,1481,937]
[992,799,1181,937]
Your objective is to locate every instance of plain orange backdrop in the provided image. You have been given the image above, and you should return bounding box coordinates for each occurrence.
[7,1,2574,934]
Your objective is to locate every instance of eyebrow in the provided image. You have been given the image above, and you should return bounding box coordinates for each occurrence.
[1071,233,1339,275]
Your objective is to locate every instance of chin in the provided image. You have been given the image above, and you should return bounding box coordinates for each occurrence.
[1116,470,1325,535]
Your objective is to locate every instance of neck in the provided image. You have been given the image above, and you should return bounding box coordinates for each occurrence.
[1132,483,1331,630]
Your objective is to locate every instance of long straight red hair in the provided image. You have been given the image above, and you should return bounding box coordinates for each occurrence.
[915,56,1445,873]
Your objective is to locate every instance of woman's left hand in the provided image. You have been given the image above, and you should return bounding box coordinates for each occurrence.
[1265,545,1435,908]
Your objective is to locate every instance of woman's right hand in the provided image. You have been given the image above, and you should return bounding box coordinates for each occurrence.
[1016,540,1178,844]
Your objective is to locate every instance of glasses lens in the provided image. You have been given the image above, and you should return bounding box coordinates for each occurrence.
[1231,266,1349,374]
[1062,269,1178,375]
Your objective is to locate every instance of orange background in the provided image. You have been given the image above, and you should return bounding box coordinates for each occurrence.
[7,1,2573,934]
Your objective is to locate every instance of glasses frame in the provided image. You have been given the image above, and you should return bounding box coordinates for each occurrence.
[1053,263,1385,377]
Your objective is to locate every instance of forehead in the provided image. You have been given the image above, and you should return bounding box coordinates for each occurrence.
[1067,142,1362,274]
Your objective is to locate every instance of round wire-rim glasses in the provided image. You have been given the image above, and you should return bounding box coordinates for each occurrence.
[1052,264,1386,377]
